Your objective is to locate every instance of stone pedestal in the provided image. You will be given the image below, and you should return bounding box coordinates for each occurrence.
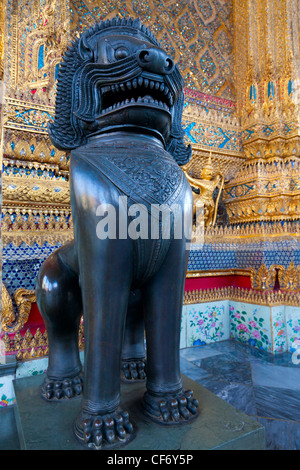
[14,373,265,450]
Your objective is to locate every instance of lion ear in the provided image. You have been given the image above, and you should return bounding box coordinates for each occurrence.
[78,35,94,61]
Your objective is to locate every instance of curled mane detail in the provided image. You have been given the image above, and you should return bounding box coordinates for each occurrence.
[49,17,191,166]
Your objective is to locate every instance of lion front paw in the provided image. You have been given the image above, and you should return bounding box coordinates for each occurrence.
[40,373,84,401]
[142,389,199,425]
[121,359,146,382]
[74,409,135,449]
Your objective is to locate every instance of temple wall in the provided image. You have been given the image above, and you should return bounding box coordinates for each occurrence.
[0,1,300,399]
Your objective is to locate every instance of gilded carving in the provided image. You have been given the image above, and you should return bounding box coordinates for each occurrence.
[3,176,70,205]
[195,220,300,244]
[254,263,272,291]
[184,285,300,307]
[0,0,4,80]
[2,206,73,247]
[1,283,15,329]
[0,282,83,360]
[226,0,300,224]
[281,261,299,291]
[250,262,299,292]
[183,154,224,226]
[224,157,300,223]
[1,285,36,333]
[1,307,84,361]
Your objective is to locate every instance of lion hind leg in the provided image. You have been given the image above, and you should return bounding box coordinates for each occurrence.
[36,242,83,401]
[122,289,147,382]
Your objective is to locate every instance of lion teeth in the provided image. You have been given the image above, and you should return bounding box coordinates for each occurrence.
[101,96,170,113]
[100,77,173,112]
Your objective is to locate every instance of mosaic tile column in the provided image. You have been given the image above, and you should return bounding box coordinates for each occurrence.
[0,0,5,364]
[224,0,300,224]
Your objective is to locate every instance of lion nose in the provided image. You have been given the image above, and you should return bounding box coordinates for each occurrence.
[137,48,175,75]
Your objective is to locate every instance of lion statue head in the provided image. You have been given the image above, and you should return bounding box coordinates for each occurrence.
[49,17,191,165]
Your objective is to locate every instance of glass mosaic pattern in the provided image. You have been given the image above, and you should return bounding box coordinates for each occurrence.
[2,242,63,296]
[69,0,234,100]
[188,239,300,273]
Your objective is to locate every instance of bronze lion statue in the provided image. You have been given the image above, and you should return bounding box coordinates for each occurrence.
[36,17,199,449]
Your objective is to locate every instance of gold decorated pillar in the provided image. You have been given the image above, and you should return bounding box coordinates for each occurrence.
[0,1,75,360]
[224,0,300,223]
[0,0,5,362]
[0,0,4,142]
[1,0,73,247]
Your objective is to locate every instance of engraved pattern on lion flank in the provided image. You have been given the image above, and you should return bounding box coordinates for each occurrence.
[104,152,182,202]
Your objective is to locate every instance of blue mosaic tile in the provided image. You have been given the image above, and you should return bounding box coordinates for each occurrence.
[2,238,300,293]
[2,242,63,295]
[188,238,300,272]
[3,242,62,261]
[2,259,43,295]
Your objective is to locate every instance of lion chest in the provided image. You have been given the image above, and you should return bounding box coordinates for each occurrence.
[71,140,187,210]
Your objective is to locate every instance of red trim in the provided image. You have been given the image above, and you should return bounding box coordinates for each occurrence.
[25,302,46,336]
[3,274,251,345]
[185,275,251,292]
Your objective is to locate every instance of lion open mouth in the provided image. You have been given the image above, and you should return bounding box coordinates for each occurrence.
[100,76,174,115]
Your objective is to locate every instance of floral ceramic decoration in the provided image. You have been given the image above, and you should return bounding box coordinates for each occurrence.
[186,301,229,347]
[0,376,15,407]
[285,306,300,354]
[16,357,48,379]
[180,305,187,349]
[229,302,272,352]
[271,306,287,353]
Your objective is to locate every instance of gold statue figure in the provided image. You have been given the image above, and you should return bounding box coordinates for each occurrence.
[183,154,224,227]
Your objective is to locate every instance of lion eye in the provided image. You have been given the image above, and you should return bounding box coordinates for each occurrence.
[114,47,129,60]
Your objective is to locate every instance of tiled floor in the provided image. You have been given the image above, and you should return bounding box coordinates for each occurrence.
[180,340,300,450]
[1,339,299,450]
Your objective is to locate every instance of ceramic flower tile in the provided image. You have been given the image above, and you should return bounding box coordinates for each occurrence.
[271,306,287,354]
[0,375,15,407]
[186,300,230,347]
[285,306,300,354]
[180,305,188,349]
[229,301,272,353]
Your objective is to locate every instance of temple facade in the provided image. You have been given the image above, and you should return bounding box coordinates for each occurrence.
[0,0,299,446]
